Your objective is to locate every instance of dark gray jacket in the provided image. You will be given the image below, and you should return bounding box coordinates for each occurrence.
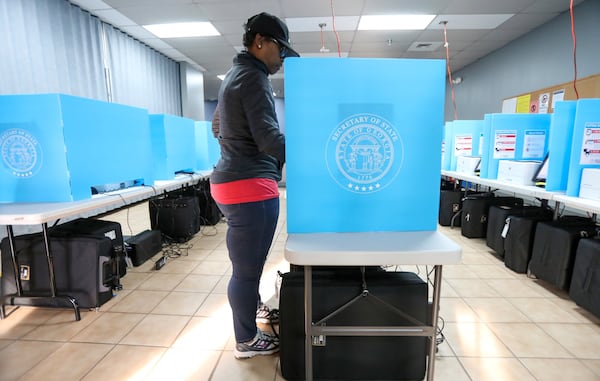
[210,52,285,184]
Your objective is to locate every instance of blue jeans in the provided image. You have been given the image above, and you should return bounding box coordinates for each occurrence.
[216,197,280,343]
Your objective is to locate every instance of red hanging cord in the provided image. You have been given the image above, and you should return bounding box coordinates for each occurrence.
[443,22,458,120]
[330,0,342,57]
[570,0,579,99]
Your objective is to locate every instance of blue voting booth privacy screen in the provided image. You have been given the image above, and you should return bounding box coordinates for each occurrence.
[149,114,196,179]
[442,121,453,171]
[285,58,446,234]
[482,113,551,179]
[195,121,220,171]
[0,94,154,202]
[546,101,577,191]
[449,120,484,171]
[566,99,600,196]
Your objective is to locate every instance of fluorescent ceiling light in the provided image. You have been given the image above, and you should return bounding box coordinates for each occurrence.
[217,74,226,80]
[358,14,435,30]
[143,22,220,38]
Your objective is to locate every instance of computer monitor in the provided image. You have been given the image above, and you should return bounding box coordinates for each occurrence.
[532,153,549,186]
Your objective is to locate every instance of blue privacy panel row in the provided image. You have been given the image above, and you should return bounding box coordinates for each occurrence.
[566,99,600,196]
[546,101,577,191]
[449,119,484,171]
[0,94,154,202]
[284,57,446,234]
[194,121,220,171]
[149,114,196,179]
[482,113,551,179]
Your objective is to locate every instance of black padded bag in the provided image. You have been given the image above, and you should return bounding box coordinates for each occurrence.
[279,269,428,381]
[149,195,200,242]
[503,211,555,273]
[461,194,523,238]
[1,233,115,309]
[439,190,463,227]
[486,205,553,258]
[529,217,598,290]
[569,238,600,318]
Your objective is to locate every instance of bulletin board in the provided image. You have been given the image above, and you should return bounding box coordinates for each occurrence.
[502,73,600,114]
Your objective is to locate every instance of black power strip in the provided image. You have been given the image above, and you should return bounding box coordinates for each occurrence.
[155,255,167,270]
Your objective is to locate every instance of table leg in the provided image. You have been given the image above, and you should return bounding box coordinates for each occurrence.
[427,265,443,381]
[304,265,313,381]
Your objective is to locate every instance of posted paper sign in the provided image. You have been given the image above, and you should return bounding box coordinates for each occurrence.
[580,123,600,165]
[522,130,546,159]
[493,131,517,159]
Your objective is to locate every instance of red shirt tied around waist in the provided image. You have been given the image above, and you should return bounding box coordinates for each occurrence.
[210,178,279,205]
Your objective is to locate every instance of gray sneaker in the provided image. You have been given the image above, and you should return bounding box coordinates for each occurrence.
[234,330,280,359]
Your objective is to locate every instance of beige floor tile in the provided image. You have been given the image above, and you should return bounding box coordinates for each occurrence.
[466,264,517,279]
[0,340,63,381]
[195,293,231,317]
[210,351,280,381]
[440,298,481,323]
[487,323,572,358]
[81,345,166,381]
[71,312,145,343]
[485,278,547,298]
[138,272,186,291]
[432,356,471,381]
[0,307,54,339]
[144,348,221,381]
[441,264,480,279]
[508,298,587,323]
[581,359,600,377]
[19,342,113,381]
[174,273,222,292]
[0,339,13,351]
[538,323,600,358]
[158,258,201,274]
[172,316,232,350]
[22,310,100,341]
[192,260,231,275]
[521,358,599,381]
[120,314,190,347]
[151,291,208,315]
[119,271,152,290]
[464,298,531,323]
[445,279,502,298]
[460,357,537,381]
[108,290,169,313]
[444,322,513,357]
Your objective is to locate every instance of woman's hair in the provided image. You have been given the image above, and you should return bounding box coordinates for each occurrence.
[242,20,257,48]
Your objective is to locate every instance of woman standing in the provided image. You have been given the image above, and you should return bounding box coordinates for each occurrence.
[210,12,299,359]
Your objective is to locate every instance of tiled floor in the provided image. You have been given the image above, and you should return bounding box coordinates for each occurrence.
[1,192,599,381]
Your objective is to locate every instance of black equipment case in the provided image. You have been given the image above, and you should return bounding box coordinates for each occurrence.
[279,269,428,381]
[569,237,600,318]
[529,217,598,290]
[149,194,200,242]
[486,205,553,258]
[195,178,223,225]
[51,218,126,281]
[124,229,163,266]
[439,189,463,227]
[503,211,554,273]
[1,233,116,309]
[461,194,523,239]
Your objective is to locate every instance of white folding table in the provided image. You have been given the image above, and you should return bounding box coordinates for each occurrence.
[0,172,208,320]
[285,230,462,381]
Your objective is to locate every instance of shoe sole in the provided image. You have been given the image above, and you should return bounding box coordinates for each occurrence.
[234,347,280,359]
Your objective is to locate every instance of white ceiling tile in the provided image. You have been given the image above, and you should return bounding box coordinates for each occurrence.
[286,16,360,32]
[93,8,137,26]
[429,14,515,30]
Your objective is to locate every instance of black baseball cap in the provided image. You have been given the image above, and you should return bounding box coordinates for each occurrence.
[246,12,300,58]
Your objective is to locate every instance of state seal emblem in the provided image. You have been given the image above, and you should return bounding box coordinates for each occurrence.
[326,113,403,193]
[0,128,42,178]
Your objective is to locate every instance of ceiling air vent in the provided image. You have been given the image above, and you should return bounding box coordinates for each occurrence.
[407,41,443,52]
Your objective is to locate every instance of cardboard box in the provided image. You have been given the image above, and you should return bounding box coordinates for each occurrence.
[0,94,155,202]
[497,160,541,186]
[579,167,600,201]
